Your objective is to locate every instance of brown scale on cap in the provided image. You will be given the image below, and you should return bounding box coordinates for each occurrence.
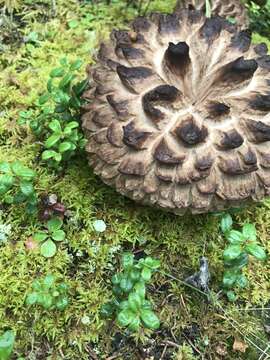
[82,9,270,214]
[174,0,249,29]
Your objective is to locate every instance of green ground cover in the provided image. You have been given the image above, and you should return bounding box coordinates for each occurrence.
[0,0,269,358]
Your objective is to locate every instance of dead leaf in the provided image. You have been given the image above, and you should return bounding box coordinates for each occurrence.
[216,343,228,356]
[25,237,38,251]
[233,338,248,353]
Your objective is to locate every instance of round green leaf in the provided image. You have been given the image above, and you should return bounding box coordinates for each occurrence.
[42,150,58,160]
[120,277,133,293]
[226,230,244,244]
[48,119,62,133]
[226,290,237,302]
[59,142,72,153]
[117,309,135,327]
[43,274,55,288]
[70,59,83,71]
[52,229,65,241]
[20,181,34,196]
[112,273,121,285]
[128,292,142,313]
[220,213,233,233]
[45,133,61,148]
[0,330,15,359]
[0,184,8,195]
[242,223,257,241]
[33,232,48,242]
[0,162,11,173]
[59,73,74,88]
[47,217,63,232]
[0,174,14,187]
[223,245,242,261]
[129,269,140,282]
[141,266,152,282]
[121,252,134,269]
[11,162,35,179]
[236,274,248,288]
[134,281,146,300]
[26,292,38,305]
[93,219,106,232]
[245,243,267,261]
[140,309,160,330]
[144,257,160,270]
[56,297,69,310]
[128,316,141,332]
[222,270,238,288]
[39,92,50,105]
[40,239,57,258]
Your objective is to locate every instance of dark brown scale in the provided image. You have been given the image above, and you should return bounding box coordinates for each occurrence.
[246,119,270,142]
[107,95,129,117]
[249,95,270,112]
[122,122,152,150]
[118,159,149,176]
[207,102,230,118]
[174,117,208,146]
[195,156,213,171]
[218,129,244,150]
[116,65,153,92]
[158,14,180,34]
[200,17,223,43]
[230,30,251,52]
[256,55,270,69]
[221,57,258,84]
[165,42,190,75]
[154,138,185,165]
[254,43,268,56]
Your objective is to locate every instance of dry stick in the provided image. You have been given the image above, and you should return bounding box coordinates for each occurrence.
[155,269,270,356]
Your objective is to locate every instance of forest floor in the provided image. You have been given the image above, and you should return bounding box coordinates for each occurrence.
[0,0,269,359]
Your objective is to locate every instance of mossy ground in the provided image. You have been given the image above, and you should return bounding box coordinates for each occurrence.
[0,1,269,359]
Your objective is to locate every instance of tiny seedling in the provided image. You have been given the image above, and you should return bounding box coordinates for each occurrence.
[0,161,37,214]
[18,58,88,170]
[220,213,267,301]
[33,217,66,257]
[26,274,69,311]
[101,252,160,332]
[0,330,15,360]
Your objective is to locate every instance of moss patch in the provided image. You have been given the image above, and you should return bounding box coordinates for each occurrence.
[0,1,269,359]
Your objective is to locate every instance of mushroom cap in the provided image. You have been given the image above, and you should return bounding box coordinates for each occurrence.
[82,9,270,215]
[175,0,249,29]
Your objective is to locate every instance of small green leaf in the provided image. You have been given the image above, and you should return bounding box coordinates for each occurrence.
[129,269,140,282]
[245,243,267,261]
[128,316,141,332]
[26,292,38,305]
[121,252,134,269]
[224,252,248,270]
[144,257,160,270]
[47,218,63,232]
[242,223,256,242]
[0,174,14,187]
[236,274,248,288]
[39,92,50,105]
[226,290,237,302]
[20,181,34,196]
[50,67,65,78]
[128,292,142,313]
[141,309,160,330]
[119,300,129,310]
[141,266,152,282]
[45,133,61,148]
[11,162,35,179]
[56,297,69,310]
[112,274,121,285]
[223,245,242,261]
[40,239,57,258]
[52,229,65,241]
[59,142,72,153]
[67,19,79,29]
[33,232,48,242]
[100,302,115,318]
[70,59,83,71]
[134,281,146,300]
[59,73,75,88]
[0,330,15,360]
[222,270,238,288]
[64,121,79,134]
[48,119,62,133]
[120,277,133,293]
[42,150,58,160]
[0,162,11,173]
[117,309,135,327]
[220,213,233,233]
[226,230,244,244]
[0,184,8,195]
[93,219,106,232]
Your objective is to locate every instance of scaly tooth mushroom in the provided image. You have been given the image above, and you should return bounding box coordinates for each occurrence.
[82,9,270,215]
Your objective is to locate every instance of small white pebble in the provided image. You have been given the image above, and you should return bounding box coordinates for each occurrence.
[93,220,106,233]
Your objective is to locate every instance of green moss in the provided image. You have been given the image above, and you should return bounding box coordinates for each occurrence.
[0,1,269,358]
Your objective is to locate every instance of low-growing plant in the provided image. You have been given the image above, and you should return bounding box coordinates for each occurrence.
[26,274,69,311]
[33,217,66,257]
[0,330,15,360]
[18,57,88,170]
[220,213,267,301]
[0,161,37,214]
[39,193,66,221]
[101,252,160,332]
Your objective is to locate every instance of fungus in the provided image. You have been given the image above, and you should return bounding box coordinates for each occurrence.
[174,0,249,29]
[82,9,270,214]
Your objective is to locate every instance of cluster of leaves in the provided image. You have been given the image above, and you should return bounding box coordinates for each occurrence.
[33,217,66,258]
[101,253,160,332]
[0,161,37,215]
[18,58,88,171]
[0,330,15,360]
[220,214,267,301]
[26,274,69,311]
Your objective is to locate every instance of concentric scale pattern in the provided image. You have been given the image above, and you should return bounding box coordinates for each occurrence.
[175,0,249,29]
[82,9,270,214]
